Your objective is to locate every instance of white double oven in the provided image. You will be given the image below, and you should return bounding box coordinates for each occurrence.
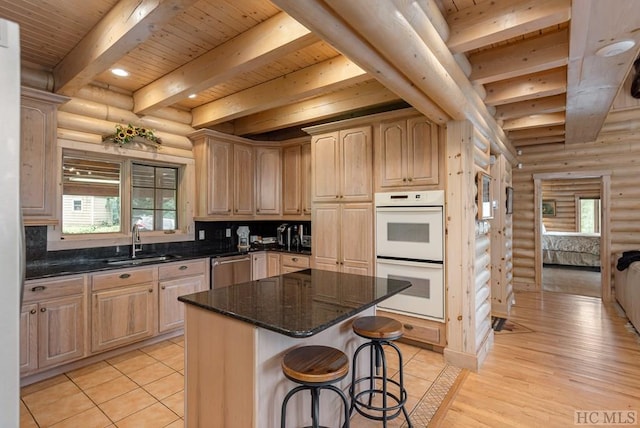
[375,190,445,321]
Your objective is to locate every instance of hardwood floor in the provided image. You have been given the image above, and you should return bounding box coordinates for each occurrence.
[437,291,640,427]
[543,265,602,297]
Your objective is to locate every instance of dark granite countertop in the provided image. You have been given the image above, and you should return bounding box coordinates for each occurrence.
[26,243,310,280]
[178,269,411,338]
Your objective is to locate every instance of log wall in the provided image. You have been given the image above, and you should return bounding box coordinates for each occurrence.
[490,154,513,318]
[541,178,600,232]
[513,138,640,293]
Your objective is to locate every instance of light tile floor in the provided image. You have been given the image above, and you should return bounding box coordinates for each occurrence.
[20,336,446,428]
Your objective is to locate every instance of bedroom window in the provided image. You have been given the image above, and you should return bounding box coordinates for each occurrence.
[578,197,600,234]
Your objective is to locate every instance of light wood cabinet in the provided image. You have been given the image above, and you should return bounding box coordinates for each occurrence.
[311,126,372,202]
[312,203,373,275]
[21,275,87,375]
[158,259,208,333]
[20,87,68,225]
[190,129,254,217]
[283,142,312,216]
[252,252,268,280]
[91,267,157,353]
[234,143,254,215]
[376,116,439,189]
[376,309,446,349]
[255,146,281,215]
[267,253,281,277]
[281,254,310,273]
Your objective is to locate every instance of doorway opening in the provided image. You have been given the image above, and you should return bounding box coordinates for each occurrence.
[533,172,611,300]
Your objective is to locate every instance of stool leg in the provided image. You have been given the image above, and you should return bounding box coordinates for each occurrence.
[377,342,389,427]
[310,386,320,428]
[387,341,412,428]
[281,385,308,428]
[349,342,370,415]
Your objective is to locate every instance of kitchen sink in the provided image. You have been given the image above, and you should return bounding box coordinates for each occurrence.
[105,254,179,266]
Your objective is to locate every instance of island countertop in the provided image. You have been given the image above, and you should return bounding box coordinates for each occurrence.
[178,268,411,338]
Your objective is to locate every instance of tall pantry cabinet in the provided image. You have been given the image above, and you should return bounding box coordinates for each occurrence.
[305,121,374,275]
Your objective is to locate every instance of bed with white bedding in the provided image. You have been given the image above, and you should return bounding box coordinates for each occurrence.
[542,231,601,267]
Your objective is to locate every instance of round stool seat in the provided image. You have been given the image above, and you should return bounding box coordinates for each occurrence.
[282,345,349,384]
[352,316,403,341]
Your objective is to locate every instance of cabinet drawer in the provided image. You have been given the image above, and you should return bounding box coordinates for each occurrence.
[159,259,207,280]
[281,254,310,269]
[23,275,85,303]
[92,267,156,291]
[376,309,445,347]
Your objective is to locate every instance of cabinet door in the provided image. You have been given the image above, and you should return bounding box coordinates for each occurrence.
[341,203,373,275]
[252,252,267,280]
[159,275,207,333]
[339,126,372,201]
[20,303,38,374]
[21,97,57,222]
[208,141,233,215]
[378,120,407,188]
[91,283,156,353]
[282,145,301,215]
[312,204,340,271]
[234,144,254,215]
[38,295,85,368]
[300,142,312,215]
[407,117,439,185]
[311,132,340,202]
[255,147,281,215]
[267,253,281,277]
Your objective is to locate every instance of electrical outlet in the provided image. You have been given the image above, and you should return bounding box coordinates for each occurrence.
[198,230,205,240]
[226,228,231,238]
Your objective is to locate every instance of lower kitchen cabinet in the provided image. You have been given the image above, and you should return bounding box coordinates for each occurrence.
[376,309,446,349]
[252,252,267,280]
[158,259,209,333]
[21,275,87,375]
[91,267,157,353]
[267,253,281,277]
[281,254,310,273]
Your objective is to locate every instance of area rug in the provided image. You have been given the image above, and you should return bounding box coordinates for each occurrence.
[401,364,468,427]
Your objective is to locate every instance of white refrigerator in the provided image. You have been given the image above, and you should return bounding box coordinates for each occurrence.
[0,18,22,427]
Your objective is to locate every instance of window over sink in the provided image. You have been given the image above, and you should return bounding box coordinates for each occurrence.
[53,146,194,250]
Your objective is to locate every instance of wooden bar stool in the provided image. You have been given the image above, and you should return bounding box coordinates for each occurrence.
[281,345,350,428]
[349,316,412,427]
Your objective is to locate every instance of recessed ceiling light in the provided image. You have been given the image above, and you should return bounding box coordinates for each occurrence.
[595,40,636,57]
[111,68,129,77]
[188,94,197,99]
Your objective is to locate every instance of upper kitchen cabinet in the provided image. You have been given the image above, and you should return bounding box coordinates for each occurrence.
[376,115,440,190]
[255,146,281,216]
[282,140,312,217]
[309,126,372,202]
[190,129,253,218]
[20,87,69,225]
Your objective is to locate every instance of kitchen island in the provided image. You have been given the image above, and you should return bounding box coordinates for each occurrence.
[178,268,411,428]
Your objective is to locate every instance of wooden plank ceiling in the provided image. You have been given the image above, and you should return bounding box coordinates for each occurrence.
[2,0,640,148]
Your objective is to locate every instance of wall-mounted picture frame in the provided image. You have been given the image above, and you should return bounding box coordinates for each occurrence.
[542,200,556,217]
[506,186,514,215]
[477,172,493,220]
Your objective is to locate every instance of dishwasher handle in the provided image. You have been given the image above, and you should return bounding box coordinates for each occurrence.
[214,257,251,266]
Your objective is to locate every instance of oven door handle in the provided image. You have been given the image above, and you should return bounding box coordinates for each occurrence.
[375,206,442,213]
[376,256,443,266]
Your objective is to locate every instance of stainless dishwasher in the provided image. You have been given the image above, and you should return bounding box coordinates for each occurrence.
[211,254,252,288]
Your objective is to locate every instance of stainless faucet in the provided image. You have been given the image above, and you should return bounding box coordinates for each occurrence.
[132,223,142,258]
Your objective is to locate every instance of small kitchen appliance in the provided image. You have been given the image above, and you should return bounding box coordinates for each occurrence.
[277,223,288,246]
[237,226,250,252]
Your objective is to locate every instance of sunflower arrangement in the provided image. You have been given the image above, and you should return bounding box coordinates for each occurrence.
[104,124,161,146]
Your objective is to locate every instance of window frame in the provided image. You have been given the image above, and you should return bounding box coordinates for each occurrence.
[48,140,195,250]
[575,194,601,234]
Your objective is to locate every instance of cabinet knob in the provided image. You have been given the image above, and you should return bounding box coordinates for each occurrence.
[119,273,131,279]
[256,209,260,212]
[403,178,407,182]
[148,288,153,293]
[403,323,414,330]
[161,285,166,290]
[292,257,298,262]
[30,309,36,315]
[179,265,188,270]
[408,177,413,182]
[40,307,46,313]
[31,285,46,292]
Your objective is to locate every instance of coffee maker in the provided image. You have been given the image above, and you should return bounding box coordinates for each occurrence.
[277,223,288,247]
